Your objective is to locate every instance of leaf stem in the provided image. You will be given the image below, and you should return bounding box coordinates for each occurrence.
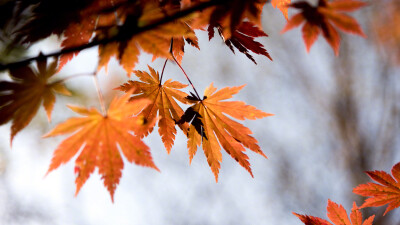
[170,47,202,100]
[54,71,96,84]
[159,58,168,83]
[93,74,107,116]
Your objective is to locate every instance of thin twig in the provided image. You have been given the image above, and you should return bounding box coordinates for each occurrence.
[0,0,225,72]
[93,74,107,116]
[170,39,202,100]
[53,71,96,84]
[159,58,168,83]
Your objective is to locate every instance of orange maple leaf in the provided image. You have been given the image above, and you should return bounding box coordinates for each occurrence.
[97,1,198,73]
[177,83,272,181]
[44,92,159,201]
[209,21,272,63]
[371,1,400,65]
[98,21,196,73]
[281,0,366,55]
[192,0,267,38]
[0,57,71,144]
[271,0,291,19]
[294,199,375,225]
[58,18,96,71]
[117,66,190,153]
[353,162,400,215]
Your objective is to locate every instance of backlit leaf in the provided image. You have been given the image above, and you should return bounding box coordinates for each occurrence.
[117,66,189,153]
[193,0,267,38]
[353,162,400,215]
[294,199,375,225]
[271,0,291,19]
[44,92,159,201]
[178,83,272,181]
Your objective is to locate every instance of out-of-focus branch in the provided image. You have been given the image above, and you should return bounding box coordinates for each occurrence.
[0,0,225,71]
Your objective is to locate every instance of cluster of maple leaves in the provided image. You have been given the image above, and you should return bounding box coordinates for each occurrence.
[1,0,399,223]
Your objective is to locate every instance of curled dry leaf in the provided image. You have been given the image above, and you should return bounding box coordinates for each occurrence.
[117,66,190,153]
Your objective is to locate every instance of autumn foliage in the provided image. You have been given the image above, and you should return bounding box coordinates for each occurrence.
[282,0,366,55]
[0,0,399,222]
[353,162,400,216]
[294,200,375,225]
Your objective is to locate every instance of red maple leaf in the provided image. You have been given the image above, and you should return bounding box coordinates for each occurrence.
[271,0,291,19]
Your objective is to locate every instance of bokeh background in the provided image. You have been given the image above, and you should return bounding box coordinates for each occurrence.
[0,0,399,224]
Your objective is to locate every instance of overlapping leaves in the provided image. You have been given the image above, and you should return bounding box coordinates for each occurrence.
[178,83,272,181]
[208,21,272,63]
[190,0,267,39]
[16,0,273,73]
[117,66,190,152]
[0,0,373,203]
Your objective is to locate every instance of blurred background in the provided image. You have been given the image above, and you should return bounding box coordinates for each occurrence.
[0,0,399,224]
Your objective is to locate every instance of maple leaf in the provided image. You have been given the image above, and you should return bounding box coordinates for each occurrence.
[57,0,127,70]
[98,21,197,73]
[281,0,366,55]
[177,83,272,181]
[44,92,159,201]
[0,57,71,144]
[294,199,375,225]
[209,21,272,63]
[14,1,94,44]
[58,18,96,71]
[353,162,400,215]
[192,0,267,38]
[97,1,198,72]
[117,66,189,153]
[371,1,400,65]
[271,0,291,19]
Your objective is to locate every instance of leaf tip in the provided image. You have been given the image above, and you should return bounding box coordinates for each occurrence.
[214,173,219,183]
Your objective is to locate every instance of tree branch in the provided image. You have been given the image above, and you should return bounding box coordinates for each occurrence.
[0,0,225,71]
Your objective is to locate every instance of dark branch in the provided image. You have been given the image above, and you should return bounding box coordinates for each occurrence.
[0,0,226,71]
